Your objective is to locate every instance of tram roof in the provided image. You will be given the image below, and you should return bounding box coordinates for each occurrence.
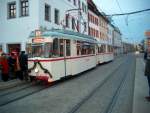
[29,29,97,43]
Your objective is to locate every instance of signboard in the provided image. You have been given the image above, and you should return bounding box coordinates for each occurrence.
[32,38,53,43]
[32,38,45,43]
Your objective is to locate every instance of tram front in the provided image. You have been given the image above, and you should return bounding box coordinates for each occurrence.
[26,30,53,82]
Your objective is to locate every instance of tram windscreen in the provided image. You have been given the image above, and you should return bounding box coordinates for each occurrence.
[27,43,52,58]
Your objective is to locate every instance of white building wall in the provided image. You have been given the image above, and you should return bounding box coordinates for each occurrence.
[0,0,40,52]
[39,0,88,34]
[0,0,88,53]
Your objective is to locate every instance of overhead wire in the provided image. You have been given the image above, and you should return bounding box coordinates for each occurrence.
[114,0,134,43]
[106,8,150,16]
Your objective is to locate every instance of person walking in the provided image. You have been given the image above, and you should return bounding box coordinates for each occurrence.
[145,47,150,102]
[0,53,9,81]
[19,51,28,80]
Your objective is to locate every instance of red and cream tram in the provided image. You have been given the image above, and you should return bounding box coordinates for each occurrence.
[26,29,114,82]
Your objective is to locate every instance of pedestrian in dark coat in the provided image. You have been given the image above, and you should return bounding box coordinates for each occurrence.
[8,53,16,79]
[145,48,150,102]
[0,53,9,81]
[19,51,28,80]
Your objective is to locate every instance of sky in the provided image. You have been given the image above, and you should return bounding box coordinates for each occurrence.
[93,0,150,44]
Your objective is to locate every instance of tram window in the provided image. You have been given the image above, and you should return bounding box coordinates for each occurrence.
[66,40,70,56]
[53,38,59,57]
[77,41,81,56]
[60,39,64,57]
[91,44,95,54]
[26,44,32,58]
[108,45,112,52]
[99,46,103,53]
[32,44,44,57]
[44,43,52,58]
[103,45,106,53]
[81,44,86,55]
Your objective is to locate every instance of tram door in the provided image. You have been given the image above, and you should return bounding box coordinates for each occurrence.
[63,39,71,76]
[52,39,71,79]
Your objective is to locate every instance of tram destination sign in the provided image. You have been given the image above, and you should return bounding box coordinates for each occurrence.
[32,37,53,43]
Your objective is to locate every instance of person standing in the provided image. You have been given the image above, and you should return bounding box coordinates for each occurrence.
[14,53,22,80]
[19,51,28,80]
[8,52,16,79]
[0,53,9,81]
[145,47,150,102]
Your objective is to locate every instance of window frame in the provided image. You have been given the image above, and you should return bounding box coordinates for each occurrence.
[20,0,29,17]
[7,1,16,19]
[72,17,75,30]
[45,4,51,21]
[54,8,60,25]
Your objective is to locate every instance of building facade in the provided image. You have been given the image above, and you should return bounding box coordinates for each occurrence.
[99,13,109,44]
[0,0,88,53]
[107,23,114,46]
[113,27,122,55]
[87,0,99,39]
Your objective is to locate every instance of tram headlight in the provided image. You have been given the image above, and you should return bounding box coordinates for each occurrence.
[35,68,39,73]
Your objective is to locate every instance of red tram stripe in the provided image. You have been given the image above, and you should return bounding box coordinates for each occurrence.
[28,53,113,62]
[28,54,95,62]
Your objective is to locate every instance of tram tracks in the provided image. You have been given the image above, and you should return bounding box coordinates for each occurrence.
[0,55,132,112]
[65,56,135,113]
[0,56,124,108]
[0,82,35,97]
[104,58,135,113]
[0,81,52,107]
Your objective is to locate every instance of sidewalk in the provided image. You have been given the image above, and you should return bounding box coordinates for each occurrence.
[132,58,150,113]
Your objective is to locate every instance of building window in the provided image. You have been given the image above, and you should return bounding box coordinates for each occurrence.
[45,4,51,21]
[8,2,16,19]
[66,14,69,28]
[78,0,81,8]
[73,0,76,6]
[77,20,80,32]
[20,0,29,16]
[84,22,87,32]
[72,17,75,30]
[55,9,59,25]
[82,2,84,12]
